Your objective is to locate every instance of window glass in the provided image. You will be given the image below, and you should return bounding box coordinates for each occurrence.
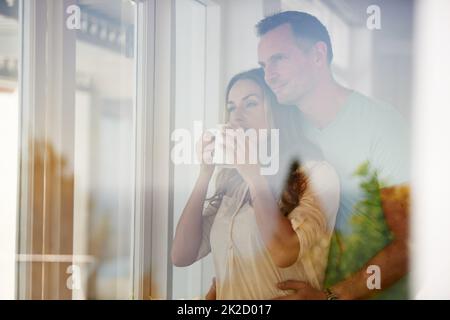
[171,0,208,300]
[74,0,137,300]
[16,0,137,300]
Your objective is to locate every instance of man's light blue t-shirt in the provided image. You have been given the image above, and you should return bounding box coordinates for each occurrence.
[297,91,410,234]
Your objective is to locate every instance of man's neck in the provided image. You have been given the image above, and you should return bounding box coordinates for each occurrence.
[297,78,351,129]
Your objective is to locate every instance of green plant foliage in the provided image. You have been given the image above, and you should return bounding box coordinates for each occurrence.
[324,161,408,299]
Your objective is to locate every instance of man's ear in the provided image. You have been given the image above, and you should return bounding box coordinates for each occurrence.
[313,41,328,67]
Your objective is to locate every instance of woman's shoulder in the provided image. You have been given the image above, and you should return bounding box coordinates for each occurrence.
[300,161,339,185]
[299,161,340,230]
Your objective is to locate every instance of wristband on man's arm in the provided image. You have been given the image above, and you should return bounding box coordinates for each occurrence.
[324,288,339,300]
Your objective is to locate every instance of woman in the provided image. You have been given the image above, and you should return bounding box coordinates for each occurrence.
[171,68,340,299]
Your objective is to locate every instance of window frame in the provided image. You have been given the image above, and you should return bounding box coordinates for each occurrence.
[134,0,222,300]
[132,0,156,300]
[17,0,78,300]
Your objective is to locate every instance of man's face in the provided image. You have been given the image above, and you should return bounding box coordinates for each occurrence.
[258,23,317,106]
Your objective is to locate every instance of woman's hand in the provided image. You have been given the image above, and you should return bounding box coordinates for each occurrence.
[196,130,216,176]
[223,126,262,185]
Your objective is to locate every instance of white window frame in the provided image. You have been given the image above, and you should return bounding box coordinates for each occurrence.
[132,0,156,300]
[136,0,222,300]
[18,0,77,300]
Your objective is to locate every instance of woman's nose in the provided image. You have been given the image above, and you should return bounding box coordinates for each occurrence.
[235,107,248,122]
[230,111,245,128]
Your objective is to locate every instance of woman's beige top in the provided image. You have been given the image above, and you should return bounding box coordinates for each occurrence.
[196,161,340,300]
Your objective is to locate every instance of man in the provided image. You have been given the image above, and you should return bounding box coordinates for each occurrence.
[256,11,410,299]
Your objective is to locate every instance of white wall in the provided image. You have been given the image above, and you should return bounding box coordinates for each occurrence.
[0,89,19,299]
[220,0,264,85]
[0,11,19,301]
[412,0,450,300]
[371,0,414,119]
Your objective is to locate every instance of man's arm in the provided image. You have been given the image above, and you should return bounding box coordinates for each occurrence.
[330,184,409,299]
[276,184,409,300]
[329,107,411,299]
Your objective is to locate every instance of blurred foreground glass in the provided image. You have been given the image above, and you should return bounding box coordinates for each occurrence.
[73,0,136,299]
[16,0,137,300]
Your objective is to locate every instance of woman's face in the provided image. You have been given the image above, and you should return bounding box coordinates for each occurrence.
[227,79,269,131]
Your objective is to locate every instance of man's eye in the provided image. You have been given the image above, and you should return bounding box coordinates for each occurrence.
[227,106,236,112]
[273,54,286,63]
[246,102,257,108]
